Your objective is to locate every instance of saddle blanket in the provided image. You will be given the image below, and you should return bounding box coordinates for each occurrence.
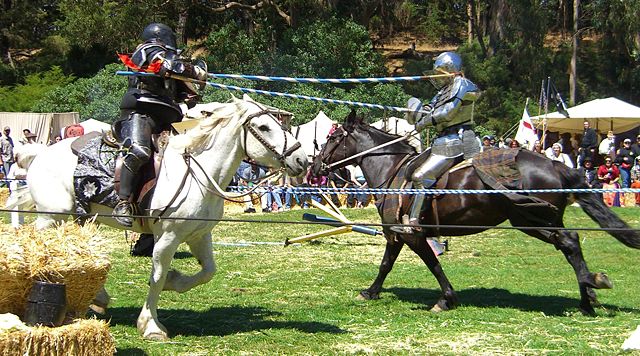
[73,135,120,217]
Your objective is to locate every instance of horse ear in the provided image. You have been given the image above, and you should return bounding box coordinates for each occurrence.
[343,109,357,132]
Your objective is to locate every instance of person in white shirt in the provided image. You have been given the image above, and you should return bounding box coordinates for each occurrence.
[546,142,574,168]
[598,130,616,160]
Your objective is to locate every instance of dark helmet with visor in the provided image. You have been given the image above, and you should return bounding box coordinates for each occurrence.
[141,23,177,51]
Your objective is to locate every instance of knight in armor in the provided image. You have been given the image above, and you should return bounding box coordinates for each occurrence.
[113,23,208,226]
[391,51,481,234]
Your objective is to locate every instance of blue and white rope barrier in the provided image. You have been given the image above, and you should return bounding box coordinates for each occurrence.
[208,73,430,84]
[228,186,640,195]
[115,71,428,114]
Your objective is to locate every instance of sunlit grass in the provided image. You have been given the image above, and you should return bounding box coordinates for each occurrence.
[2,205,639,355]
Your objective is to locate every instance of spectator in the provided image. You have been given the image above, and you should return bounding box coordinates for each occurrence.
[598,156,621,207]
[631,133,640,157]
[305,168,327,204]
[598,130,616,160]
[20,129,37,145]
[0,126,14,186]
[49,135,62,145]
[261,176,283,213]
[327,166,351,207]
[546,142,574,168]
[582,157,598,188]
[481,135,492,151]
[241,160,267,213]
[346,165,368,208]
[531,140,544,154]
[327,122,338,138]
[489,136,498,147]
[630,156,640,206]
[236,161,256,213]
[509,139,520,148]
[6,160,27,228]
[578,120,598,167]
[615,138,636,188]
[283,175,307,210]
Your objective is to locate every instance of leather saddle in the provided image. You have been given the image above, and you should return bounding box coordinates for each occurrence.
[71,130,169,209]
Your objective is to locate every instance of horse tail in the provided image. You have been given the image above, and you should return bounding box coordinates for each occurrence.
[558,164,640,249]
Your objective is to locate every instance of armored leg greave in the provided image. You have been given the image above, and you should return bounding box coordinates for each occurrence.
[408,154,456,223]
[117,113,153,200]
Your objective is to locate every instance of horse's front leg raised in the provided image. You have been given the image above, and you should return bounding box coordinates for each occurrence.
[359,237,404,300]
[163,232,217,292]
[137,232,180,341]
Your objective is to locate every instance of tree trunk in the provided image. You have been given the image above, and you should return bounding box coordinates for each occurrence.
[569,0,579,106]
[487,0,508,56]
[470,0,487,58]
[467,1,473,44]
[176,7,189,48]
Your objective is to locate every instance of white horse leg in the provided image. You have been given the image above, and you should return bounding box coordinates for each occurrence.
[137,232,180,341]
[164,233,216,292]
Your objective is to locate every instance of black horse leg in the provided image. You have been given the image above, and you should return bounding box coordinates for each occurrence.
[404,236,458,312]
[554,230,613,315]
[360,238,404,300]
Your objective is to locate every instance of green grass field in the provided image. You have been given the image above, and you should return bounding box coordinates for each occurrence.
[2,205,640,355]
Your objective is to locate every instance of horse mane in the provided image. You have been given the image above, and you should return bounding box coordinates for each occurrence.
[356,120,417,154]
[170,97,248,153]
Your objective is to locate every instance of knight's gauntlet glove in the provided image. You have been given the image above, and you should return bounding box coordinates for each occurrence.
[414,114,435,132]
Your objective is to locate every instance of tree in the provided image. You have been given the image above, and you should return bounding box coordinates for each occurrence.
[0,66,75,111]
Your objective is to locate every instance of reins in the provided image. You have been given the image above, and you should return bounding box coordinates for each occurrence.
[323,132,414,171]
[155,102,298,220]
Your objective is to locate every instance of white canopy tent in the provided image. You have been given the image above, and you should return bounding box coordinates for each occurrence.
[78,118,111,134]
[371,116,422,152]
[0,112,79,145]
[291,111,334,159]
[530,97,640,134]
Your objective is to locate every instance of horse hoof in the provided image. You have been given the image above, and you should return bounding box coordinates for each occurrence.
[580,305,596,316]
[88,304,106,315]
[594,272,613,289]
[358,291,379,300]
[430,304,444,313]
[143,331,169,341]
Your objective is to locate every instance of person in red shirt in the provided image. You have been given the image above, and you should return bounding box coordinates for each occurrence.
[598,156,621,207]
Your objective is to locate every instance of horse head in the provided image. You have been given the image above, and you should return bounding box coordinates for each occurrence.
[236,96,308,176]
[312,109,367,176]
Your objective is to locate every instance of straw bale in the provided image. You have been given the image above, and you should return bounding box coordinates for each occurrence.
[0,222,111,318]
[0,226,30,315]
[0,318,115,356]
[0,188,9,206]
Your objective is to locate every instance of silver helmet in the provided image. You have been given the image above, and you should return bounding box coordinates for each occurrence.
[430,52,462,88]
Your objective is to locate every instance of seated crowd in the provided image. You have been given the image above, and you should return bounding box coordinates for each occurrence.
[484,120,640,207]
[230,160,371,213]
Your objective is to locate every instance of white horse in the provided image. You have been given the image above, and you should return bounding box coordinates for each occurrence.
[22,96,308,340]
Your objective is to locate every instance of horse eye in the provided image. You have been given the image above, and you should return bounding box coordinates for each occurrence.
[258,124,270,132]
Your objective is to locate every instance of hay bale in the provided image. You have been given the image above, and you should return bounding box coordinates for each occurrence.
[0,226,30,316]
[0,188,9,206]
[0,223,111,318]
[0,317,115,356]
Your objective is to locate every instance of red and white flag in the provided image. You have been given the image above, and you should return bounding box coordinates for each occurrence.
[515,106,539,150]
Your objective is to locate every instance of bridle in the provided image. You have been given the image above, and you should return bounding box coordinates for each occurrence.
[319,127,413,173]
[318,129,350,173]
[242,102,301,168]
[156,101,302,218]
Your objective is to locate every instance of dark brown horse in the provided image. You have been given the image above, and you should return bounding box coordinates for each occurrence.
[312,111,640,315]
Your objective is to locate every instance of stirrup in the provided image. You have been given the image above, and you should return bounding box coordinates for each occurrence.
[113,200,133,227]
[390,215,422,234]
